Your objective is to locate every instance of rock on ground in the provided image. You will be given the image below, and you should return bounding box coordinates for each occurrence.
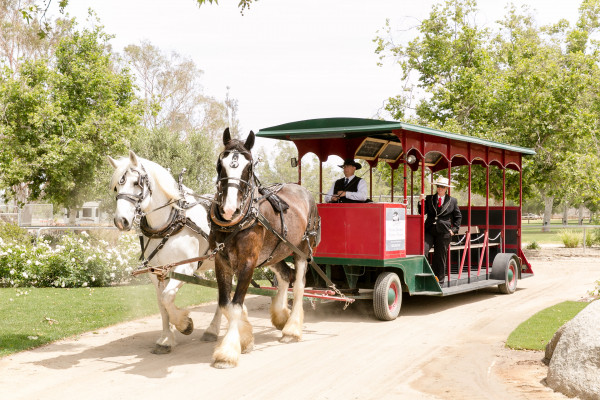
[546,300,600,400]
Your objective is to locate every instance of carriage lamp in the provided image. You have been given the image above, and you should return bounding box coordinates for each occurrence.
[290,157,298,168]
[406,154,417,165]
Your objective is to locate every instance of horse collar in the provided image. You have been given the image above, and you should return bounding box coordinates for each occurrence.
[210,190,257,232]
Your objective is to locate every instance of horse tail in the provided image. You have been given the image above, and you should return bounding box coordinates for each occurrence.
[306,193,321,248]
[270,260,295,284]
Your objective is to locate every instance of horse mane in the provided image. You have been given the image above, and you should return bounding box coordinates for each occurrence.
[109,156,182,202]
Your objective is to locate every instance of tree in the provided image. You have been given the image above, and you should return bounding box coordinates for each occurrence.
[255,140,298,186]
[376,0,600,228]
[0,22,141,209]
[196,0,255,12]
[120,41,240,199]
[128,127,217,195]
[122,41,239,141]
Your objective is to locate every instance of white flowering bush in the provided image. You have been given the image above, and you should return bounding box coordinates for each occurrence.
[0,231,141,288]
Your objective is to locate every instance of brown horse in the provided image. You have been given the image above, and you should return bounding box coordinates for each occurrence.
[208,128,320,368]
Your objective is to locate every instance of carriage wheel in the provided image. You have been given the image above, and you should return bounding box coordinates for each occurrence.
[373,272,402,321]
[491,253,519,294]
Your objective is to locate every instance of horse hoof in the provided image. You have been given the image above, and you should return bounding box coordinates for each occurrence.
[241,341,254,354]
[200,332,218,342]
[280,334,300,344]
[212,360,237,369]
[179,318,194,335]
[151,344,172,354]
[272,320,286,331]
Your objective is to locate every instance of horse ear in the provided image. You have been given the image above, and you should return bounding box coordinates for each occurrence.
[244,131,255,151]
[129,150,139,167]
[107,156,118,169]
[223,128,231,146]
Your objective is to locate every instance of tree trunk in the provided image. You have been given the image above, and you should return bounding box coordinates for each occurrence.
[68,208,77,225]
[578,204,584,225]
[562,202,569,225]
[542,195,554,232]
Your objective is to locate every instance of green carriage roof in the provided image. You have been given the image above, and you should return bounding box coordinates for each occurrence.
[256,117,536,155]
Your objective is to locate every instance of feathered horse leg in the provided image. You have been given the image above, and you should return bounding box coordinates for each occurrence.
[281,254,307,343]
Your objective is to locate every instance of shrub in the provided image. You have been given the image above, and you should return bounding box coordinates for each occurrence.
[526,241,541,250]
[593,229,600,246]
[591,280,600,299]
[0,232,140,288]
[584,230,595,248]
[0,222,33,245]
[558,230,581,248]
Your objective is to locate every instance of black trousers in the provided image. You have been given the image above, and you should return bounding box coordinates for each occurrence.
[424,229,451,281]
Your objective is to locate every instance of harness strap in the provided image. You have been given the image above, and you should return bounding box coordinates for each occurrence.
[136,219,247,278]
[139,234,151,261]
[183,217,209,240]
[254,212,337,292]
[140,208,181,238]
[141,222,181,266]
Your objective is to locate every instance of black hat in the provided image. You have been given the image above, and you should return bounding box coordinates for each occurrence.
[338,159,362,170]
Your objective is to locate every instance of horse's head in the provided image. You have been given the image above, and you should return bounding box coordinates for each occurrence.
[107,150,153,231]
[215,128,255,221]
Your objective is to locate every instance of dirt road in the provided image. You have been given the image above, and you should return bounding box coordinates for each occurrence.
[1,249,598,400]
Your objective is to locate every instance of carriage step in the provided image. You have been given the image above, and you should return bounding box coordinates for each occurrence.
[415,273,435,277]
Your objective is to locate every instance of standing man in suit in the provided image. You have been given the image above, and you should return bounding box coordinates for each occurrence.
[418,177,462,284]
[325,159,368,203]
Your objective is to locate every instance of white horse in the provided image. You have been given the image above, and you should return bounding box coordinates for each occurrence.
[108,150,221,354]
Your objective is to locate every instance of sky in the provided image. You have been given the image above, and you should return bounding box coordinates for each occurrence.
[52,0,582,149]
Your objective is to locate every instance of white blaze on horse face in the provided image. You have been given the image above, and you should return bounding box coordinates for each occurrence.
[221,152,250,221]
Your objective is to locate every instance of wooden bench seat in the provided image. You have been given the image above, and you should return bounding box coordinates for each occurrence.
[429,226,499,252]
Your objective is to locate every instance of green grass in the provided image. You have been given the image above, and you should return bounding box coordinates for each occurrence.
[521,226,564,244]
[506,301,589,350]
[0,284,217,357]
[521,223,593,245]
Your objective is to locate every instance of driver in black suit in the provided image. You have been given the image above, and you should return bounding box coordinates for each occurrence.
[325,159,368,203]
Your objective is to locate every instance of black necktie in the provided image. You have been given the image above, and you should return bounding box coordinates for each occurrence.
[344,178,348,186]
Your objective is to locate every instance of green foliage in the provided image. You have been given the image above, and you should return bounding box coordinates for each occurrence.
[594,229,600,246]
[506,301,589,350]
[584,230,595,247]
[0,232,140,288]
[526,241,541,250]
[128,127,217,195]
[0,222,33,245]
[590,280,600,299]
[0,20,142,209]
[255,141,299,185]
[0,284,217,356]
[558,229,581,248]
[196,0,256,13]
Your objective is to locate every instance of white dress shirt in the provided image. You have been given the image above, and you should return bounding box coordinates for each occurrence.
[325,175,368,202]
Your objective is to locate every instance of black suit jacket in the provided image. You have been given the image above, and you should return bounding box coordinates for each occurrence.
[418,194,462,235]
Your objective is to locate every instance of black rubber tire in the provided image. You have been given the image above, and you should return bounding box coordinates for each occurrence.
[491,253,519,294]
[373,272,402,321]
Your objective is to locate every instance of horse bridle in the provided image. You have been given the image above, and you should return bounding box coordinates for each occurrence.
[114,165,153,223]
[213,149,256,224]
